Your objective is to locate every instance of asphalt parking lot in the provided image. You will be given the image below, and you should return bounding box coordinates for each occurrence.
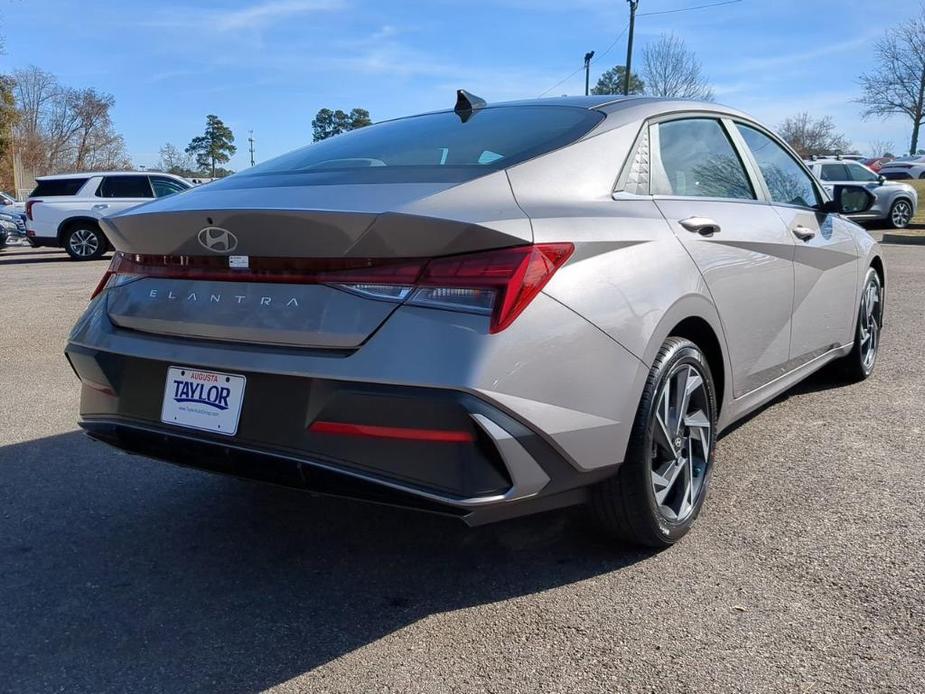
[1,243,923,693]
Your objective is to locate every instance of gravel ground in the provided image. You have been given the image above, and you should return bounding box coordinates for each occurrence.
[0,244,922,693]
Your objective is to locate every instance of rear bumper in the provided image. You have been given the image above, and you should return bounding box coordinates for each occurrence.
[65,288,646,523]
[25,233,58,247]
[69,346,613,525]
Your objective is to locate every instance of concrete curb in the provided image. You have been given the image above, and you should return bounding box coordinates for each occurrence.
[882,232,925,245]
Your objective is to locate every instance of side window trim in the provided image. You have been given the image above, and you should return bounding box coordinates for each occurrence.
[647,115,758,203]
[730,119,827,211]
[722,117,772,203]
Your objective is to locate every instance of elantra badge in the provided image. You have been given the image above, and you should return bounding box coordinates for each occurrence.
[197,226,238,253]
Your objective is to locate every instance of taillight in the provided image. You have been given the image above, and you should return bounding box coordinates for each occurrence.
[409,244,573,332]
[25,199,41,221]
[89,270,114,300]
[90,243,574,332]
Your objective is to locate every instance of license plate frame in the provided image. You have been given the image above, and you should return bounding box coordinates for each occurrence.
[160,366,246,436]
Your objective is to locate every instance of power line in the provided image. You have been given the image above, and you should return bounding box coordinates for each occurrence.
[538,24,629,97]
[537,0,743,98]
[638,0,743,17]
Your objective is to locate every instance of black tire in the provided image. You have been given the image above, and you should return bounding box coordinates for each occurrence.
[888,198,914,229]
[833,267,883,382]
[63,223,107,261]
[590,337,718,548]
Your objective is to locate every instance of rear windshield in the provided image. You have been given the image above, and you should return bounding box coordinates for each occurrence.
[225,106,603,186]
[30,178,89,197]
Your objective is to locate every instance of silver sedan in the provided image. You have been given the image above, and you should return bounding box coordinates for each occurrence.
[66,95,884,548]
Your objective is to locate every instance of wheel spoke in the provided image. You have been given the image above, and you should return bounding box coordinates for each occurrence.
[653,457,685,505]
[654,408,678,458]
[679,367,702,427]
[670,367,689,434]
[677,459,694,518]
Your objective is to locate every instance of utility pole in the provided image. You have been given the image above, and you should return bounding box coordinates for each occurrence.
[584,51,595,96]
[248,130,256,167]
[624,0,639,96]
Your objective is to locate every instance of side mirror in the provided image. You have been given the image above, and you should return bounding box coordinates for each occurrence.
[823,184,876,215]
[878,174,886,185]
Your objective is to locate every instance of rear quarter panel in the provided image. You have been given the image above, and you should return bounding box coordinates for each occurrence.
[506,121,731,424]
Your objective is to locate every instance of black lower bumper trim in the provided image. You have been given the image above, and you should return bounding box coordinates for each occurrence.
[82,419,469,518]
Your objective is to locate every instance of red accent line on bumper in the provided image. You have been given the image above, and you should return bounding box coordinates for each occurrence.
[308,421,475,443]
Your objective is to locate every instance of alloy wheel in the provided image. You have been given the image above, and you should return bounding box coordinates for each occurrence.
[859,275,882,372]
[68,229,100,257]
[649,362,712,522]
[891,200,913,229]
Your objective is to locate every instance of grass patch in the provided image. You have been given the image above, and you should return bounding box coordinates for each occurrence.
[910,180,925,225]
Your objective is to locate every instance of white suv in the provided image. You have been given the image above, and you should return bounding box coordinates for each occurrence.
[26,172,191,260]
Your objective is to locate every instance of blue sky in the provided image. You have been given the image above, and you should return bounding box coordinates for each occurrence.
[1,0,921,169]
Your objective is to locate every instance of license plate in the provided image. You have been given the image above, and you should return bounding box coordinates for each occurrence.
[161,367,246,436]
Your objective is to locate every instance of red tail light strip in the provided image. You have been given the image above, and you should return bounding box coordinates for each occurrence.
[101,253,426,285]
[92,243,574,333]
[309,421,475,443]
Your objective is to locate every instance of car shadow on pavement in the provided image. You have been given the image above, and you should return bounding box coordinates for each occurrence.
[0,253,108,266]
[720,364,851,438]
[0,430,649,693]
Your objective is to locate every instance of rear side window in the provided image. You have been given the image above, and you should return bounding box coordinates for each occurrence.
[847,163,878,182]
[228,106,604,185]
[30,178,88,197]
[150,176,190,197]
[736,125,820,208]
[98,176,154,198]
[819,163,850,181]
[650,119,754,200]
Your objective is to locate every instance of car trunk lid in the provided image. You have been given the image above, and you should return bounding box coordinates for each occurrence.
[97,173,533,349]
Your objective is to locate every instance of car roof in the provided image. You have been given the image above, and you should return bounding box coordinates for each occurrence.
[808,158,864,165]
[399,94,753,127]
[34,171,184,180]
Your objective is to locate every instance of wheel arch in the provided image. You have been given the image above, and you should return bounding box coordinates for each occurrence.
[869,253,885,287]
[643,295,730,419]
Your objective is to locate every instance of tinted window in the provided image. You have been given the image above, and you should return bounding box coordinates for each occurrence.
[847,163,878,182]
[819,163,850,181]
[737,125,819,208]
[98,176,153,198]
[150,176,190,197]
[231,107,604,185]
[651,119,754,199]
[30,178,88,197]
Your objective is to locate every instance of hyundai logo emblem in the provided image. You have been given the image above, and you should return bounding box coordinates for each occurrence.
[197,227,238,253]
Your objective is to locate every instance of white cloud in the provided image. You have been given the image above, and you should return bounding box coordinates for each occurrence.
[216,0,344,31]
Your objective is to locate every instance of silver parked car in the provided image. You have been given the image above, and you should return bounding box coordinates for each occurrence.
[806,157,917,228]
[879,155,925,182]
[66,95,884,547]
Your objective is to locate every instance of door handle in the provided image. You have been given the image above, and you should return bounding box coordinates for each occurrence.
[791,225,816,241]
[92,204,109,211]
[679,217,721,236]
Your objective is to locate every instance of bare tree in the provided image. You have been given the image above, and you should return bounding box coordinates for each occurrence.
[155,142,196,176]
[641,33,714,101]
[777,113,851,158]
[858,8,925,155]
[11,66,130,175]
[867,139,895,158]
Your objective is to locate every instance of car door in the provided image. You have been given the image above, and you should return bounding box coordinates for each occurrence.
[95,175,155,216]
[734,124,858,366]
[649,117,797,398]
